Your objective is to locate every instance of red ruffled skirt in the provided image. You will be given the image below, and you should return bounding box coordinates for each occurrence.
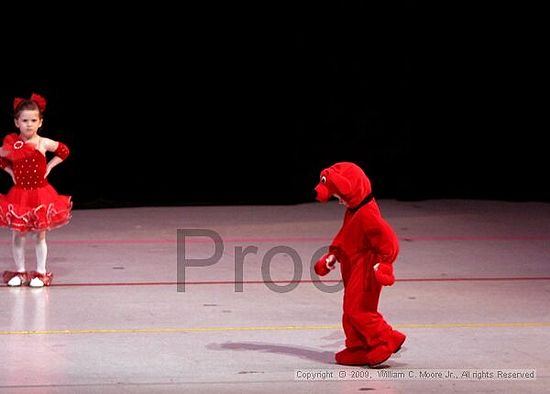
[0,184,72,232]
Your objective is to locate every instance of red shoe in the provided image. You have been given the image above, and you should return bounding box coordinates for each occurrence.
[335,347,371,366]
[3,271,29,286]
[28,271,53,287]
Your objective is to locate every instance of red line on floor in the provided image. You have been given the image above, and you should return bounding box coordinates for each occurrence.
[1,235,549,246]
[400,236,550,241]
[11,276,548,287]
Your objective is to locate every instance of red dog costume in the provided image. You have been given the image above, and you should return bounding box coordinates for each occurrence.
[314,162,405,366]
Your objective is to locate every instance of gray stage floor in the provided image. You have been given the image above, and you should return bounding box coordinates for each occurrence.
[1,200,549,393]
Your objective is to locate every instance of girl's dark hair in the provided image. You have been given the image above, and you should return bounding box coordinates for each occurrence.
[14,100,44,119]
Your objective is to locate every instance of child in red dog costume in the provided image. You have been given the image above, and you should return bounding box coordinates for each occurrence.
[314,162,405,366]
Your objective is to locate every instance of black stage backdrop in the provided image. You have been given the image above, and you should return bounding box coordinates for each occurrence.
[1,3,547,208]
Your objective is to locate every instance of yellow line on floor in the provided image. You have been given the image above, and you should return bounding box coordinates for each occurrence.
[1,322,550,336]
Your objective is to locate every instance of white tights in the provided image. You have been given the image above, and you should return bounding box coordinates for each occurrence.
[12,231,48,274]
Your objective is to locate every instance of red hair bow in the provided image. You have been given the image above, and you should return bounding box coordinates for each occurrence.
[13,92,47,112]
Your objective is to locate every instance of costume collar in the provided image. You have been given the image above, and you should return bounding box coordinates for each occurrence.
[347,193,374,213]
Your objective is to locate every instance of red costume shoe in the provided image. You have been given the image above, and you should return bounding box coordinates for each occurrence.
[364,330,407,366]
[335,346,372,366]
[335,331,406,366]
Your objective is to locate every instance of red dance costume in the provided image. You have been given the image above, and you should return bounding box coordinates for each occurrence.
[0,133,72,232]
[314,162,405,366]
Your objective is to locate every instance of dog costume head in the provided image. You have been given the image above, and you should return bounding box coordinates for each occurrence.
[314,162,372,209]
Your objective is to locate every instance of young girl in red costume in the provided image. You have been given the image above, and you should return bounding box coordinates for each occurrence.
[0,93,72,287]
[313,162,406,367]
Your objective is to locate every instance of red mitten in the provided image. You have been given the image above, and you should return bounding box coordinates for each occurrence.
[314,254,336,276]
[374,263,395,286]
